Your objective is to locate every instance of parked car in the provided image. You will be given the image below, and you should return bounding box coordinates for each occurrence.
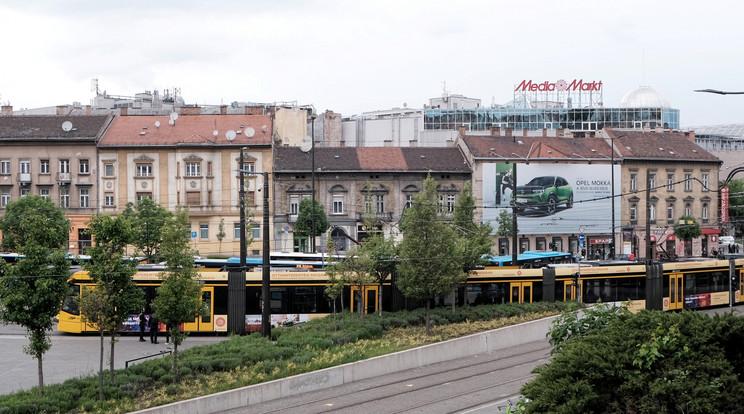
[515,176,573,215]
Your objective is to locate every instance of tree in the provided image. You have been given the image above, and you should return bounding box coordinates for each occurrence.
[294,197,330,252]
[79,214,142,397]
[122,197,171,263]
[673,215,702,257]
[0,195,71,396]
[151,207,206,383]
[328,245,375,319]
[216,218,226,254]
[361,232,398,316]
[725,178,744,240]
[496,209,514,239]
[397,175,465,335]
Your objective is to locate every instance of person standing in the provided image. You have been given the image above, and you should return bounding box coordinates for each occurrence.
[149,313,159,344]
[138,310,147,342]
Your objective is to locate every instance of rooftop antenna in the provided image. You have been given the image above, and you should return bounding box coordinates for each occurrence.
[91,78,99,95]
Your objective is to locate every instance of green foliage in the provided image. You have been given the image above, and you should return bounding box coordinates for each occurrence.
[496,209,514,238]
[0,195,71,396]
[547,301,626,354]
[152,207,205,383]
[397,175,465,334]
[294,197,330,239]
[216,218,226,253]
[453,181,493,275]
[0,301,569,412]
[523,310,744,413]
[727,178,744,239]
[122,197,172,263]
[673,215,702,257]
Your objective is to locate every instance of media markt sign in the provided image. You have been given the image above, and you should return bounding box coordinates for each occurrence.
[514,79,603,92]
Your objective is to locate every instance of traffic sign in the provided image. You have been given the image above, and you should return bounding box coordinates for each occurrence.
[578,234,586,249]
[191,231,197,238]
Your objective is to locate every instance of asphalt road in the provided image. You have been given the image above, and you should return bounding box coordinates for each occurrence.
[0,322,228,395]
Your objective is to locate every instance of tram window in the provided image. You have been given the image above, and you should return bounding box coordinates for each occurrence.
[214,287,228,315]
[532,282,543,302]
[201,291,211,323]
[62,284,81,315]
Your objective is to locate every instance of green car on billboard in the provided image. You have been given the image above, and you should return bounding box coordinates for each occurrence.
[515,176,573,215]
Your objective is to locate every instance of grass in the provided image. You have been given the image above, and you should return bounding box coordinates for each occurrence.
[0,302,574,413]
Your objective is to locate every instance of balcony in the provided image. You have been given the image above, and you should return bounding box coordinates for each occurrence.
[16,173,31,185]
[56,172,71,185]
[356,211,393,221]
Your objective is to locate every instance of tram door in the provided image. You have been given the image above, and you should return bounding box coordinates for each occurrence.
[350,286,378,314]
[510,282,533,303]
[668,273,683,310]
[563,280,578,301]
[736,270,744,304]
[183,287,214,332]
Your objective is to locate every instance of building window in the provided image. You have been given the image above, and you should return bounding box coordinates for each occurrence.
[649,202,656,223]
[60,187,70,208]
[447,194,456,213]
[234,223,241,239]
[333,195,344,214]
[252,223,260,239]
[290,195,299,216]
[649,173,656,191]
[1,188,10,206]
[79,159,89,174]
[104,194,114,207]
[1,160,10,175]
[186,162,201,177]
[667,203,674,222]
[702,173,709,192]
[20,188,29,197]
[186,192,200,206]
[136,164,152,177]
[630,203,637,222]
[200,223,208,239]
[405,194,413,209]
[684,173,692,191]
[40,160,50,175]
[241,161,255,175]
[667,173,674,191]
[60,160,70,174]
[685,202,692,217]
[136,192,152,201]
[630,173,637,191]
[702,203,709,221]
[376,194,384,214]
[20,161,30,174]
[40,188,50,200]
[80,188,89,208]
[104,162,115,177]
[206,161,213,177]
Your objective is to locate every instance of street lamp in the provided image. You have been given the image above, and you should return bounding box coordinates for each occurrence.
[310,112,317,253]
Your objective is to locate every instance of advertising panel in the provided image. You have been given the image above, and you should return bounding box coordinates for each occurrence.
[482,163,621,235]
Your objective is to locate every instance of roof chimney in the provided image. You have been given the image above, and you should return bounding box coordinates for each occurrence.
[505,127,514,137]
[522,128,528,137]
[556,128,564,137]
[182,106,202,115]
[85,105,91,116]
[1,105,12,116]
[490,126,501,136]
[220,105,227,115]
[685,131,695,142]
[542,128,547,137]
[56,105,69,116]
[120,107,128,116]
[458,125,467,137]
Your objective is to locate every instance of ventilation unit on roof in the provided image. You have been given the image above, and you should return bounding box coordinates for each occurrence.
[139,132,146,135]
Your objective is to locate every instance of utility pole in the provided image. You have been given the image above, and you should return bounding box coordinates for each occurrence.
[310,113,317,253]
[511,163,518,267]
[645,170,653,263]
[261,172,271,337]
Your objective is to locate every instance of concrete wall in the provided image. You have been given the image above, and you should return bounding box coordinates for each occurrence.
[134,315,558,414]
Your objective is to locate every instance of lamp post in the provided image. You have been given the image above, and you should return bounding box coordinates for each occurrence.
[611,136,616,259]
[261,172,271,337]
[310,113,317,253]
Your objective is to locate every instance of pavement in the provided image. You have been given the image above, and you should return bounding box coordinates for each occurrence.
[0,322,229,395]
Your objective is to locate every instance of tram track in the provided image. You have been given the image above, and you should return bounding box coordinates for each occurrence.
[238,341,552,414]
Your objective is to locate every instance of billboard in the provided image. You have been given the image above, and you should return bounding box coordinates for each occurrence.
[482,163,621,235]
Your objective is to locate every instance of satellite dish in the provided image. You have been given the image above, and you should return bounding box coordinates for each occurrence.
[155,121,161,128]
[169,112,179,121]
[213,130,218,136]
[62,121,73,132]
[226,130,237,141]
[261,125,268,133]
[168,119,175,126]
[300,136,312,152]
[244,126,255,138]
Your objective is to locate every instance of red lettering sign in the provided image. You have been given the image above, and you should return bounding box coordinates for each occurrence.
[515,79,603,92]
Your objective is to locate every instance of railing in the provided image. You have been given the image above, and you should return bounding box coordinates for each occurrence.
[16,173,31,184]
[356,211,393,221]
[125,350,172,368]
[56,172,71,183]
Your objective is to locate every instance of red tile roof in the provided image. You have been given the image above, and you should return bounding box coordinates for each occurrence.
[98,114,272,147]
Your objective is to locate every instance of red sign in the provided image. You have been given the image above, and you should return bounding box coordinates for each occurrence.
[515,79,603,92]
[721,186,729,224]
[590,238,612,244]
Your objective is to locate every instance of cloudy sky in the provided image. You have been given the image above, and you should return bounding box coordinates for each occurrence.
[1,0,742,127]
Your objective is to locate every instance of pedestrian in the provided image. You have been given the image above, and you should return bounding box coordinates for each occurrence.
[149,313,159,344]
[138,309,147,342]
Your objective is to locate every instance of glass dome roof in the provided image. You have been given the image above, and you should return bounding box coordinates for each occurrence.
[620,86,671,108]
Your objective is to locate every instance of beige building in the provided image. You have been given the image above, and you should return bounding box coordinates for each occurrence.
[97,109,274,256]
[0,114,112,253]
[457,127,721,261]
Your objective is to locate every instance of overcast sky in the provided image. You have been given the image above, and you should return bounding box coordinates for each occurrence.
[1,0,742,127]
